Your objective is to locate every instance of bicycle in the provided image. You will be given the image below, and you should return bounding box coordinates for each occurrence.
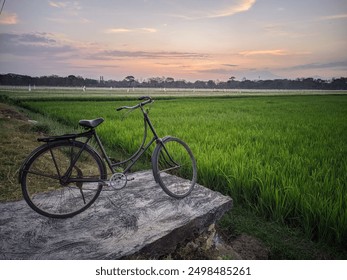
[19,96,197,218]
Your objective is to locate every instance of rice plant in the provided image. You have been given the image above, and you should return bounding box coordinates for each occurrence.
[20,94,347,247]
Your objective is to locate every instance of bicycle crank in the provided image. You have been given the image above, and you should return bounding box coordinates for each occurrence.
[108,173,127,190]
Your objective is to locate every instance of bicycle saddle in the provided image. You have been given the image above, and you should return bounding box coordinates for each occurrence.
[79,118,104,129]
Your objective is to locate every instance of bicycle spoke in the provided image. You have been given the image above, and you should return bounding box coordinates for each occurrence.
[24,169,60,180]
[49,145,62,178]
[157,165,180,173]
[21,141,105,218]
[153,137,197,198]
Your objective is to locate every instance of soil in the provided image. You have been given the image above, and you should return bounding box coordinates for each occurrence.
[168,225,270,260]
[0,106,29,121]
[228,233,270,260]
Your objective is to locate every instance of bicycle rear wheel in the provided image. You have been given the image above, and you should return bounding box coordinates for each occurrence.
[20,140,106,218]
[152,137,197,198]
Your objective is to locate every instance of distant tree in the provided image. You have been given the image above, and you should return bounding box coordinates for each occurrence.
[146,77,165,87]
[1,73,347,90]
[175,79,188,88]
[124,75,135,87]
[330,77,347,90]
[207,80,216,88]
[67,75,84,87]
[227,76,237,88]
[165,77,174,82]
[229,76,236,82]
[85,78,98,86]
[194,80,206,89]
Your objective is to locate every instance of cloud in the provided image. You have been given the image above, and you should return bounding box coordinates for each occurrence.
[263,24,305,38]
[0,12,18,25]
[208,0,256,18]
[49,1,67,8]
[0,32,57,45]
[48,1,81,10]
[197,68,233,75]
[46,1,89,26]
[0,31,206,64]
[282,61,347,71]
[93,49,208,60]
[19,33,57,44]
[0,32,74,57]
[105,27,157,34]
[319,14,347,20]
[239,49,289,56]
[139,28,157,33]
[171,0,256,20]
[48,1,82,17]
[197,68,282,80]
[47,17,90,24]
[105,28,132,33]
[222,64,238,67]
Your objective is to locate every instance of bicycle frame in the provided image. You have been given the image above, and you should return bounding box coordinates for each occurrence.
[20,96,197,218]
[100,105,161,174]
[50,104,162,185]
[31,96,184,191]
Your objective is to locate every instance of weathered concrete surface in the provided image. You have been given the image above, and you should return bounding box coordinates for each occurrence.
[0,170,232,260]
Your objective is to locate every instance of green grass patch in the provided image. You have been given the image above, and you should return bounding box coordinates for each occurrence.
[17,95,347,249]
[2,90,346,257]
[219,206,346,259]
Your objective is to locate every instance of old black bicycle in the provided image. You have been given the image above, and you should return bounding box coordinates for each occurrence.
[19,96,197,218]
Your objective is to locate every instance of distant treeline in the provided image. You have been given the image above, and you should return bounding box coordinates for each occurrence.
[1,73,347,90]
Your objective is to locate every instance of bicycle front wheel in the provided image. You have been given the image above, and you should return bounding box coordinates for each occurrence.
[20,140,106,218]
[152,137,197,198]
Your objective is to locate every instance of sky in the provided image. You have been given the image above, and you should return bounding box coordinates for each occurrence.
[0,0,347,81]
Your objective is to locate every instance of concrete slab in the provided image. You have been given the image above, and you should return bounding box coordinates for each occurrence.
[0,170,232,260]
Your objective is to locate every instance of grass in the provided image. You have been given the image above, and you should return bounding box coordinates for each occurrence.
[0,103,38,201]
[16,95,347,249]
[219,206,347,259]
[1,89,346,259]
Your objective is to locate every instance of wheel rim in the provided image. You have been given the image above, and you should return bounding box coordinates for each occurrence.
[22,142,104,217]
[155,139,196,197]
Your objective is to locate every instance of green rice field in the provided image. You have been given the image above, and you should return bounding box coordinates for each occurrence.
[2,90,347,248]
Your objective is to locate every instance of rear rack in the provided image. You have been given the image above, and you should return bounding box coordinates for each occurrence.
[37,134,79,142]
[37,130,93,142]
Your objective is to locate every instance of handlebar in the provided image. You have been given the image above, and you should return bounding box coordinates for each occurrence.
[116,96,153,111]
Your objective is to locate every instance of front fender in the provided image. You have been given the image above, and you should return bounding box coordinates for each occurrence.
[151,136,174,183]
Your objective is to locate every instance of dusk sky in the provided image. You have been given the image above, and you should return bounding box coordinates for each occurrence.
[0,0,346,81]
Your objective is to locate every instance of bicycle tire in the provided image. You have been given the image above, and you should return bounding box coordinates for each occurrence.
[20,140,106,218]
[152,136,197,198]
